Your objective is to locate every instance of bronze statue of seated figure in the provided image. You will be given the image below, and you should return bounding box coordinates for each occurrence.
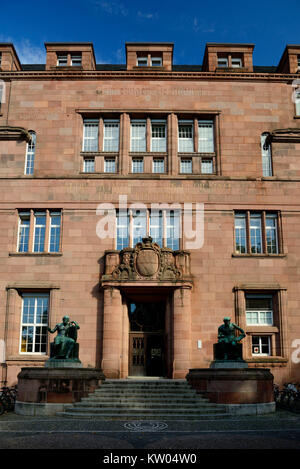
[214,317,246,361]
[48,316,80,360]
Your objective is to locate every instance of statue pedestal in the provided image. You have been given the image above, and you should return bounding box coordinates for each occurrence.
[210,360,248,369]
[186,368,275,415]
[15,367,105,416]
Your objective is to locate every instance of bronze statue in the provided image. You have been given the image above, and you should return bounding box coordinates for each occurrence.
[48,316,80,360]
[215,317,246,361]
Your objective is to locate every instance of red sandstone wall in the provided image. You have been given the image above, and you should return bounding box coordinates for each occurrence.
[0,73,299,386]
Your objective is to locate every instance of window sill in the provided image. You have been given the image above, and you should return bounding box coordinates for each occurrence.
[129,152,167,157]
[178,152,215,157]
[232,253,286,258]
[245,357,288,365]
[81,151,119,156]
[246,326,279,333]
[7,355,49,362]
[9,252,62,257]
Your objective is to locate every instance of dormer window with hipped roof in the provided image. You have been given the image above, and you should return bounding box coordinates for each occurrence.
[202,43,254,72]
[45,42,96,71]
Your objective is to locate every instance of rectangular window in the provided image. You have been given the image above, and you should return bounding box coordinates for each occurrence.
[116,211,130,250]
[151,57,162,67]
[137,57,148,67]
[198,120,214,153]
[132,158,144,173]
[57,54,68,66]
[235,213,247,254]
[252,336,271,356]
[49,212,61,253]
[104,157,116,173]
[231,57,242,68]
[132,210,147,246]
[33,212,46,253]
[266,214,278,254]
[84,158,95,173]
[17,210,62,254]
[116,209,181,250]
[149,210,163,246]
[71,54,82,66]
[83,119,99,152]
[151,120,166,152]
[103,120,119,152]
[234,211,280,255]
[218,57,228,67]
[201,159,213,174]
[20,294,49,354]
[153,158,165,173]
[178,121,193,152]
[246,295,273,325]
[180,158,192,174]
[250,213,262,254]
[25,132,36,176]
[18,212,30,253]
[131,120,146,152]
[298,55,300,70]
[261,134,273,177]
[296,89,300,116]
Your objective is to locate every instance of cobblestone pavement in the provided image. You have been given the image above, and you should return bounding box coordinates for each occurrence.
[0,409,299,452]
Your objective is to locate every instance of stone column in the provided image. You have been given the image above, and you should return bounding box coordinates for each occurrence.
[172,285,192,378]
[101,286,123,378]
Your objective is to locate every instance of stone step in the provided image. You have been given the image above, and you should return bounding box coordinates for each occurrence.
[73,401,219,409]
[62,406,226,415]
[81,397,210,404]
[57,411,230,420]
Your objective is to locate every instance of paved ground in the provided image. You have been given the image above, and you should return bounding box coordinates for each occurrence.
[0,409,299,457]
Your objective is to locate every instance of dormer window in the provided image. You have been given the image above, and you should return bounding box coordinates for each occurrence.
[137,57,148,67]
[71,53,82,66]
[231,57,242,68]
[57,54,68,66]
[217,57,228,68]
[151,57,162,67]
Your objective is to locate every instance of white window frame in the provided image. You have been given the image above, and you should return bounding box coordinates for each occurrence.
[153,158,165,173]
[115,209,181,250]
[18,212,31,253]
[33,212,46,253]
[151,120,167,152]
[198,120,214,153]
[130,120,147,152]
[151,57,162,67]
[83,158,95,173]
[217,57,228,67]
[132,157,144,173]
[246,294,274,326]
[261,134,273,177]
[103,120,119,152]
[57,54,68,66]
[296,89,300,116]
[104,157,116,173]
[24,131,36,175]
[201,159,213,174]
[178,121,194,153]
[266,214,278,254]
[250,213,263,254]
[234,213,247,254]
[48,211,61,253]
[231,57,242,68]
[251,335,271,356]
[180,158,192,174]
[82,119,99,152]
[71,54,82,66]
[19,293,49,355]
[137,57,148,67]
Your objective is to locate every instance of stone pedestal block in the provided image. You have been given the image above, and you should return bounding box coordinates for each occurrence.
[186,368,274,406]
[15,367,105,416]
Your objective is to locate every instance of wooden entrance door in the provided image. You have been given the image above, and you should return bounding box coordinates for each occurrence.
[129,332,147,376]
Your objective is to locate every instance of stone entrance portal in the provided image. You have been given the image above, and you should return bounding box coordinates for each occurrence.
[128,301,166,377]
[100,237,192,379]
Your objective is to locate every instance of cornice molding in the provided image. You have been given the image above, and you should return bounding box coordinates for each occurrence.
[0,126,31,142]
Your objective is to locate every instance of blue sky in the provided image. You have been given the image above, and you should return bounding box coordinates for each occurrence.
[1,0,299,66]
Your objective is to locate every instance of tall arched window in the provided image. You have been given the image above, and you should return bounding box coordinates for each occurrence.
[261,133,273,177]
[25,131,36,175]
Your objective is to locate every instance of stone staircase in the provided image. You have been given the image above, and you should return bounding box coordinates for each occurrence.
[57,379,229,420]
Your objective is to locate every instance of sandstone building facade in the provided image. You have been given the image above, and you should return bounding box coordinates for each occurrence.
[0,41,300,386]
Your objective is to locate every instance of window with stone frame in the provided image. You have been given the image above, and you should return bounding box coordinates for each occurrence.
[24,131,36,176]
[116,208,181,250]
[234,211,282,255]
[20,293,49,354]
[234,287,286,361]
[17,210,62,254]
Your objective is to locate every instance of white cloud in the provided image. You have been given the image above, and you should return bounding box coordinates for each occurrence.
[92,0,128,16]
[137,11,156,19]
[0,36,45,64]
